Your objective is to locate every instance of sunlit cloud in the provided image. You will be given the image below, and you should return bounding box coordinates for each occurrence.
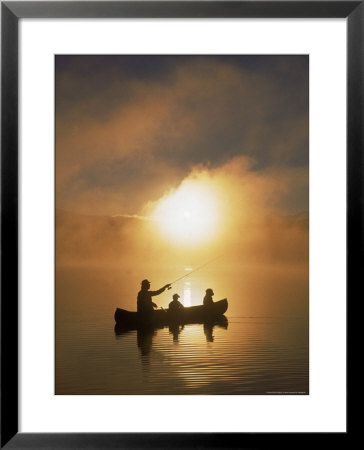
[56,55,308,217]
[55,54,309,296]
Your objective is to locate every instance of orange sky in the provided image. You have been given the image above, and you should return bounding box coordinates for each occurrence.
[56,55,308,316]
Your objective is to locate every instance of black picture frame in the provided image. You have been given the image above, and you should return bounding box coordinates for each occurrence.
[1,1,358,448]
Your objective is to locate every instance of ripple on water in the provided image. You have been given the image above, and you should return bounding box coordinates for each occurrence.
[56,316,308,395]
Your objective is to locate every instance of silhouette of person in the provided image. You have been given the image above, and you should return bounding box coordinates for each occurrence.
[169,323,184,342]
[168,293,185,313]
[203,322,214,342]
[137,279,171,314]
[203,288,214,306]
[137,326,156,356]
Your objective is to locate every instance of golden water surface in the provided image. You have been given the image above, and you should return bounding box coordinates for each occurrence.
[56,266,308,395]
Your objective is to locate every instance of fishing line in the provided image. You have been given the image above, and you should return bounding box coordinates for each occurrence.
[168,254,223,288]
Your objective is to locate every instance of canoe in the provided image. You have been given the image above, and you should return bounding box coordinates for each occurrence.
[114,298,228,330]
[114,315,228,338]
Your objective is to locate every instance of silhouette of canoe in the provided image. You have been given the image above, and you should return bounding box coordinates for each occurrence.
[114,298,228,329]
[114,314,228,338]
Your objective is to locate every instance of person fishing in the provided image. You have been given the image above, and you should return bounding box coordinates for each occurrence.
[203,288,215,307]
[137,279,171,314]
[168,293,185,313]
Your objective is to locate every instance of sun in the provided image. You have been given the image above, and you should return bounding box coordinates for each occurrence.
[152,180,221,245]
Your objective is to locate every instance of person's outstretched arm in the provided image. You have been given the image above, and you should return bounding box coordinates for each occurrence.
[150,284,171,296]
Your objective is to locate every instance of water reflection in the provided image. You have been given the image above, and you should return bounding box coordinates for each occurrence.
[183,283,191,307]
[115,316,228,354]
[137,327,156,356]
[169,323,184,342]
[204,323,214,342]
[114,317,233,389]
[204,316,228,342]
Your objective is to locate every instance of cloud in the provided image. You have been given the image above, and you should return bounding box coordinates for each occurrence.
[56,56,308,216]
[56,154,308,268]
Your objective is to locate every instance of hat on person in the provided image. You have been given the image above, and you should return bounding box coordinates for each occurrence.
[173,293,180,300]
[141,279,151,286]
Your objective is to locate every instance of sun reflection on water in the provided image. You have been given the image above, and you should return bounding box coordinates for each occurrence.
[183,283,191,307]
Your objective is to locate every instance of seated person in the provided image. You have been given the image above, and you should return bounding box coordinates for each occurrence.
[203,288,214,306]
[169,293,184,312]
[137,279,171,314]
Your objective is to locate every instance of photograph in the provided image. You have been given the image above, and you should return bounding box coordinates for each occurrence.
[2,0,355,445]
[55,54,309,395]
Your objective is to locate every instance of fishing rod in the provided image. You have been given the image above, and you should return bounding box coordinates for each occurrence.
[167,254,223,288]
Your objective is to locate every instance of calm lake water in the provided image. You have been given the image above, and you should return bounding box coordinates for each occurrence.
[56,267,309,395]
